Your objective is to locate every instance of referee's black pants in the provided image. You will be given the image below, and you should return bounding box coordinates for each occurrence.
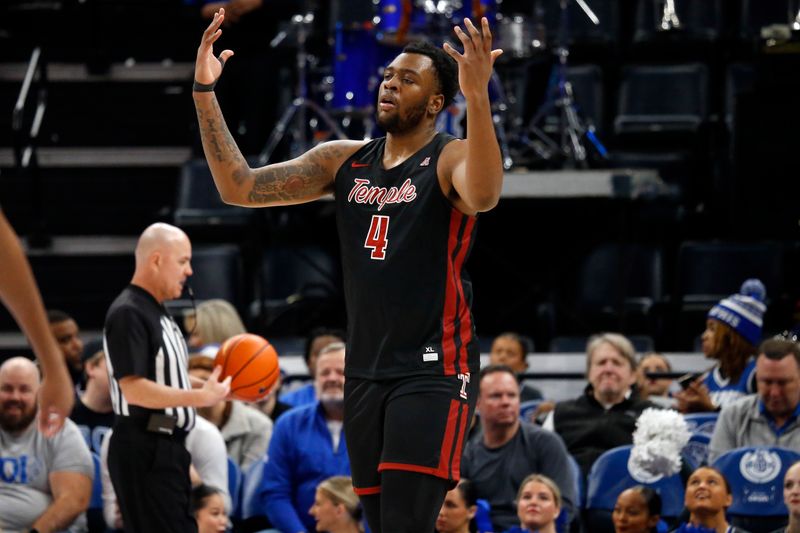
[108,419,197,533]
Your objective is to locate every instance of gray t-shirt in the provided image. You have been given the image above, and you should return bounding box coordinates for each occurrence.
[461,421,576,532]
[0,418,94,532]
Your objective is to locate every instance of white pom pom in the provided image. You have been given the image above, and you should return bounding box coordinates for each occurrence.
[630,408,691,478]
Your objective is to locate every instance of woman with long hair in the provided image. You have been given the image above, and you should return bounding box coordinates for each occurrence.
[436,480,478,533]
[309,476,364,533]
[504,474,561,533]
[184,298,246,353]
[677,279,765,413]
[613,486,661,533]
[671,467,750,533]
[771,461,800,533]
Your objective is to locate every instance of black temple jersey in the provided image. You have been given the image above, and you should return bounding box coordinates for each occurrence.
[335,132,480,379]
[103,284,196,431]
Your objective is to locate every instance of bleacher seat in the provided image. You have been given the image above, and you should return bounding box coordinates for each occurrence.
[174,159,256,231]
[188,244,245,311]
[712,446,800,533]
[615,64,709,139]
[683,412,718,437]
[586,445,685,533]
[542,0,620,49]
[682,433,711,470]
[568,453,585,509]
[739,0,795,43]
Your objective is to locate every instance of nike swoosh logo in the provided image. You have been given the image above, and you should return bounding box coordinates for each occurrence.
[351,161,370,168]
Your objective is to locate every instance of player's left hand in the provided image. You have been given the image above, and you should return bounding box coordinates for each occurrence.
[443,17,502,101]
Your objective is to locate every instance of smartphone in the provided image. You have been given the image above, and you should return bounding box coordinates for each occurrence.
[677,372,704,389]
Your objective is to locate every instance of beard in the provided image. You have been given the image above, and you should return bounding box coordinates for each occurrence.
[376,100,428,134]
[0,400,37,433]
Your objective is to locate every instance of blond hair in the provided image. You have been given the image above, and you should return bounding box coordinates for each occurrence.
[318,476,363,530]
[194,299,246,345]
[516,473,562,509]
[586,333,637,375]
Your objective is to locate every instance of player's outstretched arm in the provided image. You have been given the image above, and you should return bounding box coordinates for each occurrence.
[0,210,73,437]
[192,9,362,208]
[442,17,504,213]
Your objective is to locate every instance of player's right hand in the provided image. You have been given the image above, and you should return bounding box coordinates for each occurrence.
[195,8,235,86]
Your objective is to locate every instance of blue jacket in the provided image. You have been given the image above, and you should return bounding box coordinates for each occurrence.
[258,401,350,532]
[280,383,317,408]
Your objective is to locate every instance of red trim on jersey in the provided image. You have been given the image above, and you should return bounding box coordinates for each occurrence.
[452,216,476,374]
[437,399,460,476]
[378,462,444,477]
[449,403,471,477]
[442,212,462,374]
[354,485,382,496]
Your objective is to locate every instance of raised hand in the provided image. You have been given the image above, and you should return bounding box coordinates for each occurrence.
[443,17,503,101]
[195,8,235,87]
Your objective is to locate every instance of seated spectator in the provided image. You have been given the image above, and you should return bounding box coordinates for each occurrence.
[259,342,351,532]
[309,475,364,533]
[504,474,562,533]
[489,332,543,402]
[47,309,85,389]
[776,461,800,533]
[544,333,656,476]
[708,338,800,463]
[462,365,575,532]
[0,356,93,531]
[189,354,273,470]
[70,337,114,454]
[670,466,750,533]
[254,368,293,422]
[613,486,661,533]
[435,480,478,533]
[185,298,246,356]
[192,484,229,533]
[280,327,345,408]
[677,280,765,413]
[100,414,231,527]
[636,352,676,409]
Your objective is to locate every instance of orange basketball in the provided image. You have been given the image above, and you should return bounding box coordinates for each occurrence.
[214,333,280,402]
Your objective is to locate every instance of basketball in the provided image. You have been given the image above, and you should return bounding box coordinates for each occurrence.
[214,333,280,402]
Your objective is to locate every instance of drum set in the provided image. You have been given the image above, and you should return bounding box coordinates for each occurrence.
[259,0,600,169]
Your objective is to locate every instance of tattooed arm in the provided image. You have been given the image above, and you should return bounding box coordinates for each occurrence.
[193,9,363,207]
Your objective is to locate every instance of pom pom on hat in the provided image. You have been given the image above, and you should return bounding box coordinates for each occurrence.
[707,278,767,346]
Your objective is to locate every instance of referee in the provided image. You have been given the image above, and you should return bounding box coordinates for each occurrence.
[103,223,230,532]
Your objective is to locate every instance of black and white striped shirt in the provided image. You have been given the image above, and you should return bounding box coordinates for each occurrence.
[103,284,195,431]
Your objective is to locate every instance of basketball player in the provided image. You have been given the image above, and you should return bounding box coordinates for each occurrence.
[0,210,73,437]
[193,11,504,532]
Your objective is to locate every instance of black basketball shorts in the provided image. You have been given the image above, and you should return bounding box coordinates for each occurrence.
[343,372,478,496]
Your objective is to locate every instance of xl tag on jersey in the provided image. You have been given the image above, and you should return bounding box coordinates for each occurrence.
[423,346,439,362]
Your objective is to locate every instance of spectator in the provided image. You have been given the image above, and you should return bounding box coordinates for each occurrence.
[189,354,273,470]
[636,353,676,409]
[435,480,478,533]
[0,356,93,531]
[309,475,364,533]
[677,279,765,413]
[280,327,345,408]
[544,333,656,476]
[70,337,114,454]
[504,474,562,533]
[489,332,543,402]
[776,461,800,533]
[613,486,662,533]
[185,298,246,356]
[47,309,85,389]
[670,466,750,533]
[462,365,575,532]
[192,484,229,533]
[254,368,293,422]
[708,339,800,463]
[258,342,351,532]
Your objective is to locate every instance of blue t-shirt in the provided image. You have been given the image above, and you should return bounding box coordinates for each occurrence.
[703,358,756,409]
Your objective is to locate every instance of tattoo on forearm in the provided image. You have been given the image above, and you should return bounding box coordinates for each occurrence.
[195,97,248,171]
[248,144,344,203]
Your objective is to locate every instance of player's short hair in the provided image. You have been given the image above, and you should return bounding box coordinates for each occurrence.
[401,40,459,109]
[47,309,73,324]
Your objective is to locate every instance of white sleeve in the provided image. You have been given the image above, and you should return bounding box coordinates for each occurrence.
[542,410,555,432]
[186,416,231,513]
[100,430,122,530]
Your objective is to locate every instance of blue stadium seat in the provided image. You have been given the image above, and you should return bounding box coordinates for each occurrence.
[520,399,544,422]
[90,452,103,509]
[682,433,711,470]
[228,456,243,519]
[568,453,585,509]
[586,445,685,533]
[712,446,800,531]
[683,412,718,437]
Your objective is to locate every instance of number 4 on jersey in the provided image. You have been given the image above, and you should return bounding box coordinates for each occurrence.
[365,215,390,260]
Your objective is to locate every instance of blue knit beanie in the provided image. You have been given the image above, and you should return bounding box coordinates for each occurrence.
[707,279,767,346]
